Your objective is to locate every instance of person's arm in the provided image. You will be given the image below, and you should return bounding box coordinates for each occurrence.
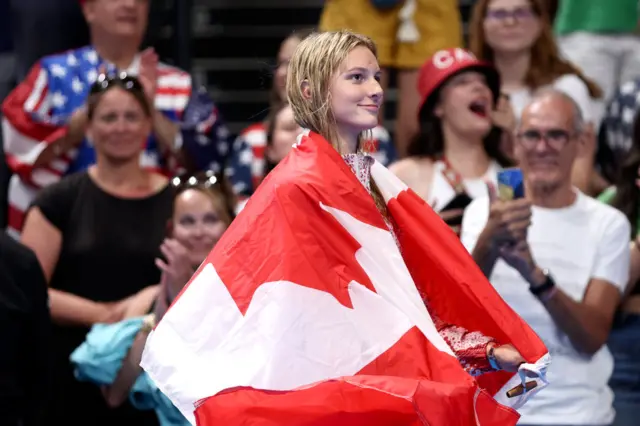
[531,273,622,354]
[432,311,495,374]
[526,215,630,354]
[152,109,180,155]
[429,304,524,374]
[2,63,86,186]
[21,207,118,326]
[102,316,155,408]
[621,238,640,299]
[470,228,502,278]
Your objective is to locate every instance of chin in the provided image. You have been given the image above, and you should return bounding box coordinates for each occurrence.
[112,27,143,38]
[355,118,380,132]
[462,121,492,138]
[103,151,141,164]
[529,174,561,191]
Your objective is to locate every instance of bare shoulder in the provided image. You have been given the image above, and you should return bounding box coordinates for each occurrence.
[389,157,434,184]
[150,172,170,193]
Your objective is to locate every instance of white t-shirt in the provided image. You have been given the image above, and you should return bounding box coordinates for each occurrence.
[460,191,630,425]
[509,74,604,128]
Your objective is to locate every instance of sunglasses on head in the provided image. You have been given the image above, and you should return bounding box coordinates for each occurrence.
[89,72,144,95]
[171,170,220,190]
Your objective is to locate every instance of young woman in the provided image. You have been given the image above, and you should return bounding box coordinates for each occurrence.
[71,175,235,426]
[142,31,548,425]
[598,113,640,426]
[226,29,396,202]
[389,48,513,234]
[20,74,174,426]
[469,0,605,194]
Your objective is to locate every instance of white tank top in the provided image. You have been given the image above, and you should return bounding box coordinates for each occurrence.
[428,160,501,212]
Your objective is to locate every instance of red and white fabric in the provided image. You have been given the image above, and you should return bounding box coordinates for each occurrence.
[141,130,550,426]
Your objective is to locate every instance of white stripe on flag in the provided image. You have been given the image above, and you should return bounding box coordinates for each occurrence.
[24,69,48,113]
[370,160,409,203]
[8,175,37,213]
[155,94,190,111]
[157,73,192,90]
[2,118,48,166]
[142,202,446,425]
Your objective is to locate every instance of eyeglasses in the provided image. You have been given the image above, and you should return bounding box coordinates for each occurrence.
[89,72,144,95]
[485,6,535,22]
[171,170,220,189]
[515,129,575,151]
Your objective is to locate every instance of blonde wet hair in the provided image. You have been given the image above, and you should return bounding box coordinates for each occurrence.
[286,30,377,154]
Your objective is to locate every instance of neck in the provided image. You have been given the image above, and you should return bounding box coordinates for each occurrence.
[90,158,147,189]
[441,125,491,179]
[335,127,359,154]
[493,51,531,92]
[92,32,140,70]
[527,181,576,209]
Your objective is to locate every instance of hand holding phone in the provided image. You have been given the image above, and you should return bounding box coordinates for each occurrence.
[497,168,525,201]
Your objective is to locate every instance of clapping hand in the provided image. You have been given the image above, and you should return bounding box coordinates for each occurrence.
[138,47,159,106]
[155,238,194,289]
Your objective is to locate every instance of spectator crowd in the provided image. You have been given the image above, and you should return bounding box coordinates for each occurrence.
[2,0,640,425]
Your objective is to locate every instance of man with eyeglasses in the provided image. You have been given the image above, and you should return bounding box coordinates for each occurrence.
[460,88,630,426]
[1,0,230,239]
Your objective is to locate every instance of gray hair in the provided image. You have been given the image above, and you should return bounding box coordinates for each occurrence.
[519,87,585,134]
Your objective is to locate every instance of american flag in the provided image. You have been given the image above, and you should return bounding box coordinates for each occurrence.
[3,45,230,238]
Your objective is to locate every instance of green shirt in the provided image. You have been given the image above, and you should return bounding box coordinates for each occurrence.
[554,0,639,35]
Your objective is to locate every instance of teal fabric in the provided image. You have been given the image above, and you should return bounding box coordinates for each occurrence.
[70,317,190,426]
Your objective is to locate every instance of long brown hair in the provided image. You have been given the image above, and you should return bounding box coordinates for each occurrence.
[468,0,602,99]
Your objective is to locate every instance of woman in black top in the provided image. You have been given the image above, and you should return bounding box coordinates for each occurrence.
[20,74,173,426]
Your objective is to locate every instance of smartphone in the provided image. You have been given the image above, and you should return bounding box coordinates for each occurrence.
[441,192,473,226]
[497,168,525,201]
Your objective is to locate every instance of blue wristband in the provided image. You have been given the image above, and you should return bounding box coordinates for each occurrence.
[488,346,501,370]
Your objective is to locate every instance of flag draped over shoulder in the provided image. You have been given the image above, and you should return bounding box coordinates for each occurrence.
[141,130,550,426]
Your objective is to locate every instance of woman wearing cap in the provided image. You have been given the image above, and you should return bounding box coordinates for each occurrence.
[468,0,604,195]
[390,48,513,235]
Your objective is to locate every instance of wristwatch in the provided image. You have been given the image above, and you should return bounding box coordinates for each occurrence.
[529,268,555,297]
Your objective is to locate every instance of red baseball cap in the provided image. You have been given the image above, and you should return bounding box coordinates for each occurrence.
[417,48,500,121]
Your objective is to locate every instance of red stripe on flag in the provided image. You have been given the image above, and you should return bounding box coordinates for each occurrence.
[156,87,191,97]
[7,203,26,234]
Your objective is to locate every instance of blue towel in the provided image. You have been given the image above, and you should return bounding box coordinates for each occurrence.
[70,317,190,426]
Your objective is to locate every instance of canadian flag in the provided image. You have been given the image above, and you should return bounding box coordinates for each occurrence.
[141,131,550,426]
